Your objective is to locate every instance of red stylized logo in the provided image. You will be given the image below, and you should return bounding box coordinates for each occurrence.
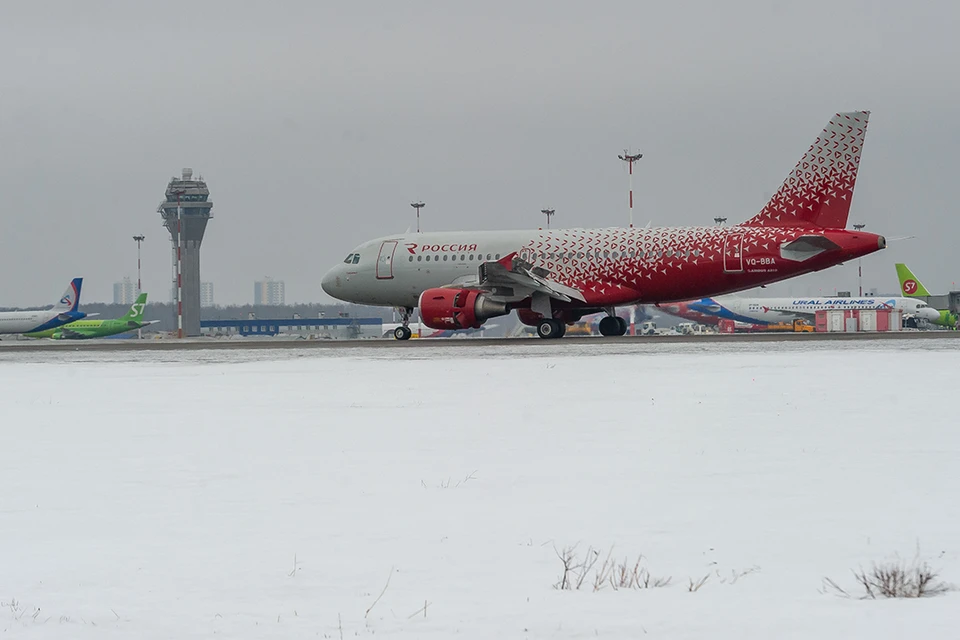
[903,279,918,294]
[405,243,418,255]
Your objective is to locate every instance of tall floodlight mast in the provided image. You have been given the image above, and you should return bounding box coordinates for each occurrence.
[132,234,145,339]
[853,223,866,295]
[541,208,555,229]
[618,150,643,228]
[411,202,425,233]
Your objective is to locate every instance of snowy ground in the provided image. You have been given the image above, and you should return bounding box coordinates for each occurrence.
[1,340,958,638]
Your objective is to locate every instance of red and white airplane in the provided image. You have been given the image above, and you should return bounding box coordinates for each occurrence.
[322,111,886,340]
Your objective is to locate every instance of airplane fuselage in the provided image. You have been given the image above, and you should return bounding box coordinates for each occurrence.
[0,310,77,335]
[323,226,885,311]
[663,295,940,326]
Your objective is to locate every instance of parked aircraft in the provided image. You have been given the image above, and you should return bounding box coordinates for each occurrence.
[24,293,158,339]
[0,278,88,336]
[322,111,886,339]
[895,264,959,329]
[660,295,940,326]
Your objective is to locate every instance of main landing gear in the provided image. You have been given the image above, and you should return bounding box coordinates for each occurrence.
[598,312,628,337]
[536,318,567,339]
[394,307,413,340]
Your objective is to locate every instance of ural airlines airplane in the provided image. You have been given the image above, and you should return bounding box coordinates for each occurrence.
[322,111,887,339]
[0,278,88,336]
[661,295,940,326]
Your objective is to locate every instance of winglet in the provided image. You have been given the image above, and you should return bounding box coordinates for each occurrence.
[895,263,931,297]
[743,111,870,229]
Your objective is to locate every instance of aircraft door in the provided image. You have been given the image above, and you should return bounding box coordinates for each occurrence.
[723,233,744,273]
[376,241,398,279]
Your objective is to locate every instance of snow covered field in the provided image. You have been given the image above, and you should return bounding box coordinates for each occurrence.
[1,340,958,638]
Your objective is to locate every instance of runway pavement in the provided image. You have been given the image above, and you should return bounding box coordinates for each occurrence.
[1,330,958,353]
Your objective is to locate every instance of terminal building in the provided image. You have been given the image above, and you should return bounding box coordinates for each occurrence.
[200,315,381,339]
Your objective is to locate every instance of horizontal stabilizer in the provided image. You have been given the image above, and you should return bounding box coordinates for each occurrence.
[779,235,841,262]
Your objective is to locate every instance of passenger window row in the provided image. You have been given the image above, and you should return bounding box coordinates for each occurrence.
[408,253,502,263]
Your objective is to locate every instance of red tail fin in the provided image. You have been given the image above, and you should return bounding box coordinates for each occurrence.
[743,111,870,229]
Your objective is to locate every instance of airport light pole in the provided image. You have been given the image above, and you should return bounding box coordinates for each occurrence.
[411,202,425,233]
[133,234,145,339]
[132,235,145,294]
[171,189,186,338]
[853,223,866,296]
[541,208,555,229]
[618,150,643,228]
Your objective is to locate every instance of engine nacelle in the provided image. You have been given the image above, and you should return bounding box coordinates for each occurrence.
[419,288,509,331]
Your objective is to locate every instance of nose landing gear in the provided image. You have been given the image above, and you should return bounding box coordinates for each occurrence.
[394,307,414,340]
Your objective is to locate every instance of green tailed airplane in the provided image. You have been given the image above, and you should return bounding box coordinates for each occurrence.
[24,293,158,339]
[895,264,958,329]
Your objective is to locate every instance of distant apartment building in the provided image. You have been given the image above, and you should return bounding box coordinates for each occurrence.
[113,277,137,304]
[254,278,285,306]
[200,282,215,307]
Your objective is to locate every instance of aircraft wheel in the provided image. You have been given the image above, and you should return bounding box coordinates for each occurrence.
[598,316,620,337]
[394,326,412,340]
[615,317,628,336]
[536,319,563,339]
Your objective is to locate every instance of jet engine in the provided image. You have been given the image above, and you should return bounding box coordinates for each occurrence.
[419,288,509,331]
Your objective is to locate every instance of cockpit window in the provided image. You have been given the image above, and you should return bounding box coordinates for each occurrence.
[344,253,355,264]
[352,254,360,264]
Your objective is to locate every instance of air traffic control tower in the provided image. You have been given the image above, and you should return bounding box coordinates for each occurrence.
[158,168,213,337]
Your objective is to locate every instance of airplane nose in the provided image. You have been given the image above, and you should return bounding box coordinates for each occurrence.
[321,267,338,297]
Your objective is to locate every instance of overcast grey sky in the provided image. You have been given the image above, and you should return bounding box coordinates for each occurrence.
[2,1,957,306]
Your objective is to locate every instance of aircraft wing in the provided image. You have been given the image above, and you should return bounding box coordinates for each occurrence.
[444,253,586,303]
[57,327,89,340]
[127,320,161,328]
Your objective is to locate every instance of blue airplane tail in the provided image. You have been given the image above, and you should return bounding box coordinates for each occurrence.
[54,278,83,312]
